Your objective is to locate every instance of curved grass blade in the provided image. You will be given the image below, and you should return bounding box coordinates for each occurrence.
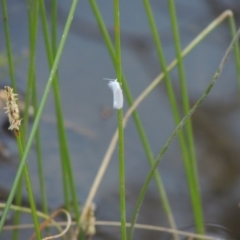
[0,0,79,232]
[129,27,240,240]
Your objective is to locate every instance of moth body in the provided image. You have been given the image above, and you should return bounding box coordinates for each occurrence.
[104,78,123,109]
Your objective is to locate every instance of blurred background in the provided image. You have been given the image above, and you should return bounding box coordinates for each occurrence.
[0,0,240,239]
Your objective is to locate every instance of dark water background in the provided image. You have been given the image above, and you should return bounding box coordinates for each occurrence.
[0,0,240,239]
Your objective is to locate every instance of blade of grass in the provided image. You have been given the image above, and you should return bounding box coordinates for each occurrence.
[11,177,23,240]
[0,0,79,232]
[51,0,58,54]
[228,15,240,97]
[78,9,234,234]
[21,0,39,140]
[168,0,204,233]
[88,0,156,176]
[25,2,48,217]
[38,0,69,212]
[15,132,42,240]
[1,1,35,239]
[87,1,178,236]
[46,0,70,211]
[1,0,17,91]
[129,27,240,239]
[39,0,79,218]
[114,1,127,240]
[142,1,193,238]
[123,12,235,131]
[32,78,49,215]
[13,1,41,238]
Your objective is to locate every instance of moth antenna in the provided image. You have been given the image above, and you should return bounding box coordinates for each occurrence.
[103,78,117,81]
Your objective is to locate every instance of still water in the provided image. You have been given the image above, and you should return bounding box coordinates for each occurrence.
[0,0,240,239]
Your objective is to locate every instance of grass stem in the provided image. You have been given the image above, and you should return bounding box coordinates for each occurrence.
[114,1,127,240]
[228,14,240,97]
[0,0,79,232]
[1,0,17,91]
[129,27,240,239]
[39,0,78,217]
[168,0,204,233]
[16,134,41,240]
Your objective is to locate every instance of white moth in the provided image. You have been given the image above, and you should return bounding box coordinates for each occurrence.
[103,78,123,109]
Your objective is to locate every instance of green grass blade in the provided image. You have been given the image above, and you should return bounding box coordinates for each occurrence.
[39,0,80,218]
[0,0,79,232]
[129,28,240,239]
[18,145,41,240]
[1,1,27,239]
[32,79,48,215]
[11,178,23,240]
[228,14,240,97]
[114,1,127,240]
[167,0,204,233]
[1,0,17,90]
[51,0,58,54]
[88,1,155,173]
[89,2,178,235]
[22,0,39,141]
[38,0,69,210]
[142,1,187,238]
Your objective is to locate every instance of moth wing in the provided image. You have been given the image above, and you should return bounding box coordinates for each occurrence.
[112,83,123,109]
[108,81,123,109]
[108,81,115,90]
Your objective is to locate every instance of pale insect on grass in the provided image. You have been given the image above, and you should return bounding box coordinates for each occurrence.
[103,78,124,109]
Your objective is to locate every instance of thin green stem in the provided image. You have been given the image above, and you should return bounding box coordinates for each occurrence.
[168,0,204,233]
[88,4,232,240]
[39,0,77,215]
[22,0,39,141]
[32,79,48,215]
[11,178,23,240]
[16,134,41,240]
[1,0,17,90]
[88,2,174,236]
[129,27,240,239]
[114,1,127,240]
[49,0,70,211]
[2,1,24,239]
[13,2,39,236]
[89,1,153,174]
[124,11,235,124]
[38,0,69,210]
[228,14,240,97]
[142,1,184,238]
[0,0,79,232]
[51,0,58,54]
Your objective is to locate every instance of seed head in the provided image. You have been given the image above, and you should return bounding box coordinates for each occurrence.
[83,203,96,238]
[1,86,22,131]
